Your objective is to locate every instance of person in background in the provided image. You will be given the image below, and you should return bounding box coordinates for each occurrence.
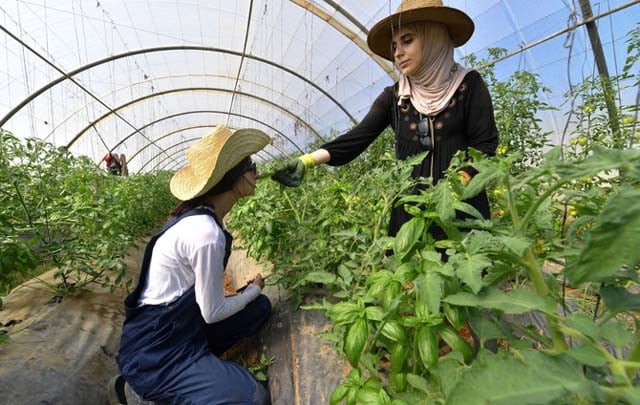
[112,125,272,404]
[272,0,498,241]
[104,152,123,175]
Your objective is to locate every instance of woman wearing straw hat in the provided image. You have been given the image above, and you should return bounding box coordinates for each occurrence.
[273,0,498,240]
[113,126,272,404]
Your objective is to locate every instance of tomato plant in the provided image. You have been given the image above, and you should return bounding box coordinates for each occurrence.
[0,130,176,295]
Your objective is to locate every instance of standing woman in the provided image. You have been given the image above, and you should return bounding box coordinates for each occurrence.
[272,0,498,239]
[115,126,272,404]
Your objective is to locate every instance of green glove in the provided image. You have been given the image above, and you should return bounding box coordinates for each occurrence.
[271,154,315,187]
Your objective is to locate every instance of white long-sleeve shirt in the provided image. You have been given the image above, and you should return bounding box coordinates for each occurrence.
[138,214,261,323]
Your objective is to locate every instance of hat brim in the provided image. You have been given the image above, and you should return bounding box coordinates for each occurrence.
[367,7,474,61]
[170,127,270,201]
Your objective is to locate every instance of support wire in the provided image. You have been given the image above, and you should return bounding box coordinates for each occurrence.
[480,0,640,69]
[226,0,254,126]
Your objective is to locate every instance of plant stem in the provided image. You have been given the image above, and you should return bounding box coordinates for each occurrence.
[521,247,568,351]
[12,180,33,227]
[510,322,553,348]
[519,180,566,235]
[597,312,617,325]
[625,336,640,380]
[374,195,392,242]
[282,191,301,224]
[507,174,570,351]
[504,176,521,228]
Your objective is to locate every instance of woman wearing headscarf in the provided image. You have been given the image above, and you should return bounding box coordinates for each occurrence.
[272,0,498,239]
[113,126,272,404]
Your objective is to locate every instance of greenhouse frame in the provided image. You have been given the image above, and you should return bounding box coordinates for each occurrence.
[1,1,640,404]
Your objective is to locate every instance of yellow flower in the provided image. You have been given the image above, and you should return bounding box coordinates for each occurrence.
[493,187,506,198]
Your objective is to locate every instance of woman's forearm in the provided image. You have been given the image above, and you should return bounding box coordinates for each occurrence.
[309,149,331,165]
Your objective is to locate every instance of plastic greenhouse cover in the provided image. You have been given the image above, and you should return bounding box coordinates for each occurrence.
[0,0,638,172]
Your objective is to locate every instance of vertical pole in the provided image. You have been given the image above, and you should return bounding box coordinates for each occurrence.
[578,0,622,147]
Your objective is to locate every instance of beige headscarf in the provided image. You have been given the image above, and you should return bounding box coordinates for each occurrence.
[397,23,471,116]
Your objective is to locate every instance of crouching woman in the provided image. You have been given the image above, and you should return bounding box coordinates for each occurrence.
[116,126,272,404]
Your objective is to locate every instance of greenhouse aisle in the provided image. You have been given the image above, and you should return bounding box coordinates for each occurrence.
[0,241,147,404]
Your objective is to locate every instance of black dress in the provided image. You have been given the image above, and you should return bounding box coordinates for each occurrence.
[321,70,499,237]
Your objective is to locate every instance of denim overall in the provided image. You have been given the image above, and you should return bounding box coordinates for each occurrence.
[117,207,271,404]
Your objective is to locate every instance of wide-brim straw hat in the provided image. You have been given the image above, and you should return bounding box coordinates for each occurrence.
[367,0,474,61]
[170,125,270,201]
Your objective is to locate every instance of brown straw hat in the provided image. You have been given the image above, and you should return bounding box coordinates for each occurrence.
[367,0,474,61]
[170,125,270,201]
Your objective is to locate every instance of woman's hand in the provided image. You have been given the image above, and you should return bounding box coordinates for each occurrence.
[271,158,306,187]
[251,273,265,289]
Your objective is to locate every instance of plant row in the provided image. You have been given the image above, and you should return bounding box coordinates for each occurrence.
[229,29,640,404]
[0,130,176,300]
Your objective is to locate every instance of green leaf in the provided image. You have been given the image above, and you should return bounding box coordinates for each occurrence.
[469,315,506,347]
[495,235,530,256]
[365,306,385,322]
[434,181,456,222]
[415,272,442,315]
[355,388,382,405]
[565,187,640,285]
[431,357,467,397]
[380,320,406,342]
[338,264,353,286]
[420,251,455,277]
[304,271,337,285]
[450,253,491,294]
[451,200,483,220]
[600,321,633,352]
[566,344,608,367]
[327,302,362,325]
[462,165,503,200]
[462,231,493,255]
[333,291,350,299]
[394,217,425,256]
[555,146,640,181]
[600,286,640,314]
[562,314,601,341]
[394,262,418,283]
[345,318,368,367]
[618,386,640,405]
[416,325,439,369]
[445,350,603,404]
[406,373,430,394]
[444,288,552,314]
[330,383,350,405]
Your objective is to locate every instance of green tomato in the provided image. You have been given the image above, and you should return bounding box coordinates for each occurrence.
[577,137,587,146]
